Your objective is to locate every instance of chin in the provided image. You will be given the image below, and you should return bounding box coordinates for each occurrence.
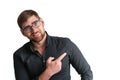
[33,38,42,42]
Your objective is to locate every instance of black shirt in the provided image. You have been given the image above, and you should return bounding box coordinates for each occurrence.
[13,34,93,80]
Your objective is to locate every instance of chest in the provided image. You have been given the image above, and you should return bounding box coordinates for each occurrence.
[25,47,70,78]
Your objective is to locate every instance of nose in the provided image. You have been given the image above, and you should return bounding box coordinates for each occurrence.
[31,26,37,32]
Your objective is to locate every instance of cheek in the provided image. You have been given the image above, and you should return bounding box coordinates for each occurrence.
[39,27,45,33]
[23,33,32,39]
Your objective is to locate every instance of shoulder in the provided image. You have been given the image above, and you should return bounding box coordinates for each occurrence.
[48,36,74,51]
[13,42,31,58]
[50,36,72,44]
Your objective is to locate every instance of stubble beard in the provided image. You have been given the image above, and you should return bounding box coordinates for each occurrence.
[31,31,46,43]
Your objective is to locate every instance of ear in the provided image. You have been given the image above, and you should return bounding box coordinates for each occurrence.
[40,18,45,27]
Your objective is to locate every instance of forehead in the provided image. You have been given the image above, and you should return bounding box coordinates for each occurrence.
[22,15,38,27]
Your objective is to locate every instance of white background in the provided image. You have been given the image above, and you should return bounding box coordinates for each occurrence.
[0,0,120,80]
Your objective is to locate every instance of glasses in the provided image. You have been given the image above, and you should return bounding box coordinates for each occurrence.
[22,19,40,33]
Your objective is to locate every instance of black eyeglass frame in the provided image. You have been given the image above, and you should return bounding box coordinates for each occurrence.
[21,19,40,33]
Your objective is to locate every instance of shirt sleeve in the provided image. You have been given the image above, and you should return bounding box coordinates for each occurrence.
[13,53,31,80]
[68,39,93,80]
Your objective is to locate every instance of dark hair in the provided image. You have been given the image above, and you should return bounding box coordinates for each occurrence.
[17,10,40,29]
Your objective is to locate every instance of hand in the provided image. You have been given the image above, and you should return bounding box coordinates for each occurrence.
[46,53,67,76]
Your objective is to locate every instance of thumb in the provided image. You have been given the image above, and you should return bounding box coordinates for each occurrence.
[47,57,55,63]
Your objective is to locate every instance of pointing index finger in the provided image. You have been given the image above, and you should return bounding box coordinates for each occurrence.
[56,53,67,61]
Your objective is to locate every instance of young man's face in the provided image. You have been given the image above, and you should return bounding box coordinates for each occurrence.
[21,15,46,42]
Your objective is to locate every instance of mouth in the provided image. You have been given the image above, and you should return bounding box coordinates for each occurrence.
[32,32,40,38]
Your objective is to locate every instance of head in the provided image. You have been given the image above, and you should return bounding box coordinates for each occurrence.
[17,10,46,42]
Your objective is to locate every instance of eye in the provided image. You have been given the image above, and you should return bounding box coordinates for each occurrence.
[33,20,38,26]
[23,25,31,31]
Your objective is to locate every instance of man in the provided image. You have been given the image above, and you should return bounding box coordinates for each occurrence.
[13,9,93,80]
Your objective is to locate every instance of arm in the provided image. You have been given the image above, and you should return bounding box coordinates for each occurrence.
[13,54,30,80]
[37,69,52,80]
[68,40,93,80]
[38,53,67,80]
